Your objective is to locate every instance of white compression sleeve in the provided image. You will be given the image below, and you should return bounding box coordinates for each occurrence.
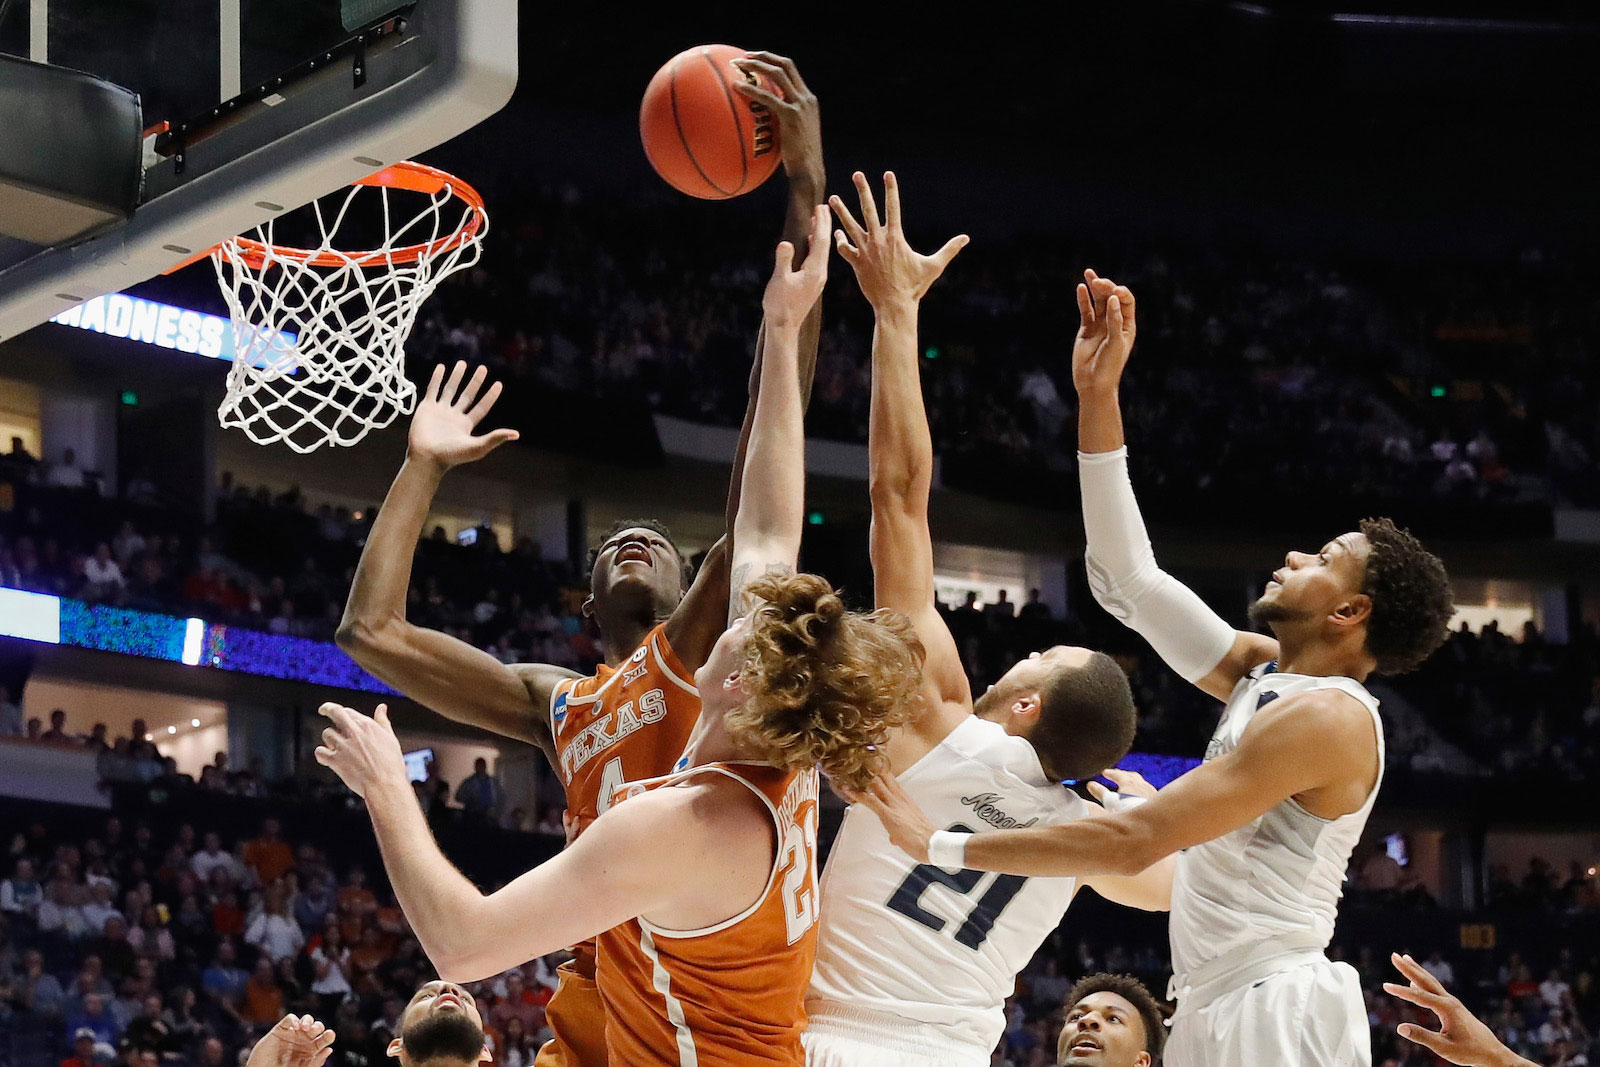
[1078,447,1237,683]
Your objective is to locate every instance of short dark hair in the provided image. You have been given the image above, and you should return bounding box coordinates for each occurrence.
[584,518,693,590]
[1032,651,1136,781]
[1065,972,1167,1062]
[1359,518,1452,675]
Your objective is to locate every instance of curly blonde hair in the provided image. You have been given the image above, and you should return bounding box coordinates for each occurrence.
[727,572,925,792]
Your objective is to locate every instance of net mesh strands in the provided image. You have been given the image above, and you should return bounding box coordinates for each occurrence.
[211,162,486,453]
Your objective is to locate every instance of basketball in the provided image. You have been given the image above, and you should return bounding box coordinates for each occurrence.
[640,45,783,199]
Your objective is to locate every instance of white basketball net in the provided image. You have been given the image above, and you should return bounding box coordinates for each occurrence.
[211,172,486,453]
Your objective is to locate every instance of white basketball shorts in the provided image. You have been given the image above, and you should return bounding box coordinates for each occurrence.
[1165,958,1370,1067]
[802,1022,989,1067]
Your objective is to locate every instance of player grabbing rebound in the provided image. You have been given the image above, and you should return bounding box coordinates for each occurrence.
[856,274,1454,1067]
[317,211,925,1066]
[800,172,1174,1067]
[240,981,490,1067]
[1058,973,1168,1067]
[336,50,826,1067]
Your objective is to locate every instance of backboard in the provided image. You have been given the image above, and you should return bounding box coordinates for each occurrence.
[0,0,515,343]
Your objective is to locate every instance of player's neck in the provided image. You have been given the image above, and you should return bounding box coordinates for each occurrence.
[1275,632,1375,681]
[676,700,743,770]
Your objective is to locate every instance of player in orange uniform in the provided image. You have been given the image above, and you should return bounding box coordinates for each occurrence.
[336,52,825,1066]
[315,208,925,1065]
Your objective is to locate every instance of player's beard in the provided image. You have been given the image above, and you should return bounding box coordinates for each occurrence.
[1248,595,1312,630]
[399,1013,483,1063]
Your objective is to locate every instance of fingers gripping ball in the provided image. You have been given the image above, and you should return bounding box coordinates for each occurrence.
[641,45,782,199]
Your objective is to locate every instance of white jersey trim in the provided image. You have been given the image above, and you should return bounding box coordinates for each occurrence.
[650,632,698,695]
[636,762,785,940]
[638,925,698,1066]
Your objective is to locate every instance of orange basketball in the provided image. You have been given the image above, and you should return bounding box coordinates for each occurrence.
[640,45,783,200]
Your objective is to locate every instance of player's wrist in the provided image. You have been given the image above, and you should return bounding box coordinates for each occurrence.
[402,451,450,480]
[871,296,919,325]
[928,830,969,869]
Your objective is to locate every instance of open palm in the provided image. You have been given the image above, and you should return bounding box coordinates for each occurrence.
[407,361,519,470]
[831,171,967,308]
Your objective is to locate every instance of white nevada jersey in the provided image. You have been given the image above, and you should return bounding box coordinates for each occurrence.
[1169,661,1385,992]
[807,716,1085,1055]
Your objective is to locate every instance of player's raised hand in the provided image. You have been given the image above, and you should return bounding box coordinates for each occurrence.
[762,204,832,329]
[1071,269,1137,395]
[831,172,968,310]
[314,703,407,801]
[407,362,520,472]
[731,52,823,187]
[245,1014,337,1067]
[839,772,938,864]
[1383,953,1534,1067]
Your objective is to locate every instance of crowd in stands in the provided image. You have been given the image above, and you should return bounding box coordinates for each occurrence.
[393,182,1599,508]
[4,463,1600,788]
[2,734,1598,1066]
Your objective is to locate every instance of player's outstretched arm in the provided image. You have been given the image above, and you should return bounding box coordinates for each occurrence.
[1384,954,1537,1067]
[1070,276,1276,701]
[833,171,972,724]
[854,688,1372,877]
[336,363,574,766]
[665,53,826,671]
[314,702,751,981]
[728,207,831,619]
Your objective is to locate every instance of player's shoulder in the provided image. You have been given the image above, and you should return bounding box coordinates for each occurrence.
[1248,684,1377,752]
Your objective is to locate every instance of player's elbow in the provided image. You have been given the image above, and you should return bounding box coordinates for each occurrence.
[335,614,395,659]
[868,466,928,513]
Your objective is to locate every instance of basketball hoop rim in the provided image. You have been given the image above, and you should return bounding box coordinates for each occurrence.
[216,160,486,271]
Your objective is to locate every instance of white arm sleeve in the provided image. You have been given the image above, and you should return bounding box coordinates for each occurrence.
[1078,448,1237,683]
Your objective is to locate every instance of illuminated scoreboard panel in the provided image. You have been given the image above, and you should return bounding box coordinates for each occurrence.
[49,294,297,362]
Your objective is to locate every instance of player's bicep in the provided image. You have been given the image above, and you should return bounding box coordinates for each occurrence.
[455,795,686,980]
[663,536,731,672]
[354,623,560,748]
[902,605,972,709]
[1127,696,1362,861]
[1194,631,1280,701]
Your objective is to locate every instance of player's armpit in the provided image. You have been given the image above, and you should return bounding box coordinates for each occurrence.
[662,535,731,673]
[1193,631,1281,702]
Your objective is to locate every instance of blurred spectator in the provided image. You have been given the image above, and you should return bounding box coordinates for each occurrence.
[0,684,22,736]
[241,819,295,886]
[455,759,503,823]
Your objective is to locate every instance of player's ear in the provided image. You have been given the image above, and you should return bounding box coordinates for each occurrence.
[581,594,595,619]
[479,1045,493,1062]
[1011,692,1043,727]
[386,1036,402,1059]
[1133,1052,1152,1067]
[1332,593,1372,628]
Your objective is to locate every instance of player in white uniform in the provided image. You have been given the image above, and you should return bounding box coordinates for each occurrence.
[856,271,1455,1067]
[803,173,1175,1067]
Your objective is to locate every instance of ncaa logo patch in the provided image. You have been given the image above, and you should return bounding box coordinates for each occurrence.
[552,691,568,726]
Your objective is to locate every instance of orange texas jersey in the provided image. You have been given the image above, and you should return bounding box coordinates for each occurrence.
[598,762,821,1067]
[549,623,702,830]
